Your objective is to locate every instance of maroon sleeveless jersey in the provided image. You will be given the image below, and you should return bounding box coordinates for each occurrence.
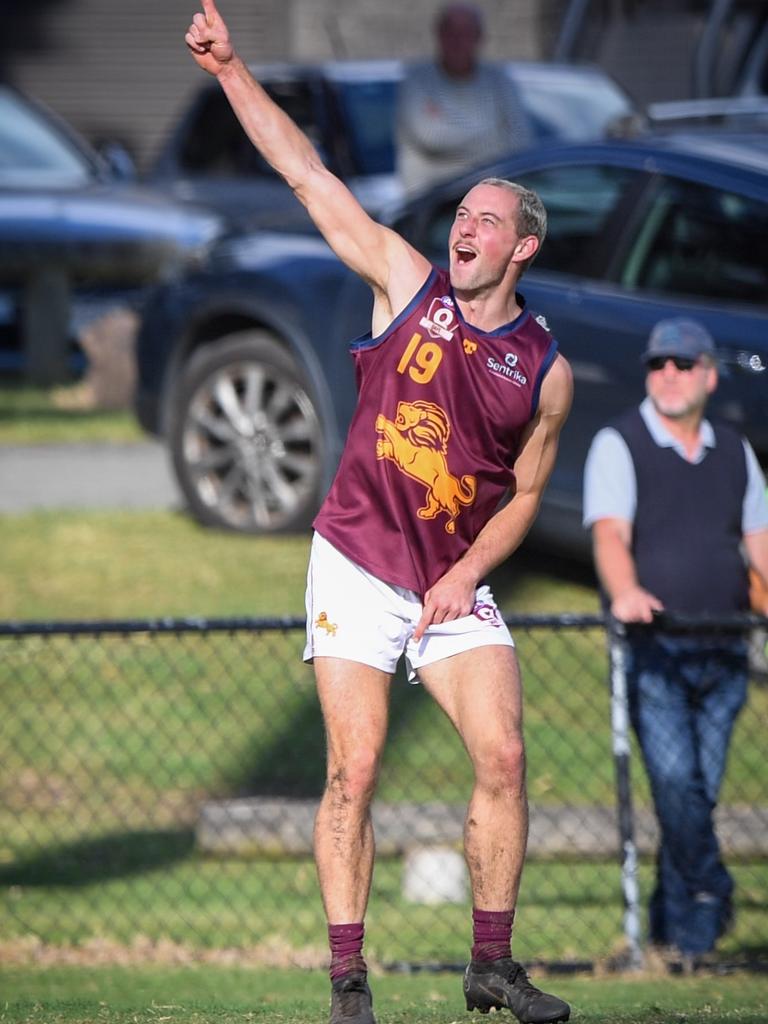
[313,267,558,595]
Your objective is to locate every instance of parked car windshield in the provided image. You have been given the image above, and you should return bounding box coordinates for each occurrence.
[506,66,634,141]
[177,80,326,177]
[0,88,93,187]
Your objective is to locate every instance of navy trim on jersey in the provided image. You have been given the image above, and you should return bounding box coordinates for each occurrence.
[453,290,530,337]
[349,268,438,352]
[529,337,559,419]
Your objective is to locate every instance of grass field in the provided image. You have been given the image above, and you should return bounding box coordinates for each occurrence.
[1,515,765,965]
[0,509,314,619]
[0,508,632,964]
[1,416,766,986]
[0,964,766,1023]
[0,506,601,620]
[0,386,143,444]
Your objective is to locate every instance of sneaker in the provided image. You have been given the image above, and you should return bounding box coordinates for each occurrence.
[329,972,376,1024]
[464,958,570,1023]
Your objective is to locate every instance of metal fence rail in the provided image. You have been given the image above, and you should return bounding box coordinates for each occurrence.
[0,614,765,971]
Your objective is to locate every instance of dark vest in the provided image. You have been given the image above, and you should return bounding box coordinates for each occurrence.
[613,408,749,614]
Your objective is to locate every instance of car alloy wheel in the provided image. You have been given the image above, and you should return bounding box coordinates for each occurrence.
[171,331,325,532]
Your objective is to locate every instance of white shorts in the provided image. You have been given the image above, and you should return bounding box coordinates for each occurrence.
[303,532,514,682]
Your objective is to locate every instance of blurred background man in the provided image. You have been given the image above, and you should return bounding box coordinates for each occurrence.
[396,2,532,194]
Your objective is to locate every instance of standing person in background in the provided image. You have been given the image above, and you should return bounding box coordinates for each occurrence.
[186,2,572,1022]
[583,318,768,966]
[397,2,532,194]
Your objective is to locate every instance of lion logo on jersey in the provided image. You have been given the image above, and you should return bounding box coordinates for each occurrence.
[375,401,476,534]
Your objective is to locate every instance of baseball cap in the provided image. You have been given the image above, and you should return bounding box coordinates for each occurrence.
[641,318,716,365]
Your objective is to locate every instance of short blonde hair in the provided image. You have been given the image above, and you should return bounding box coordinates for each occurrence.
[477,177,547,269]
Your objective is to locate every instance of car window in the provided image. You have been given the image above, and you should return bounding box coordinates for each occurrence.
[0,89,92,186]
[623,178,768,306]
[330,79,398,177]
[415,164,642,276]
[177,81,326,176]
[516,165,642,273]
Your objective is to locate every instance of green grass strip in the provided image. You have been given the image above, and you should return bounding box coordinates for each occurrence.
[0,964,767,1023]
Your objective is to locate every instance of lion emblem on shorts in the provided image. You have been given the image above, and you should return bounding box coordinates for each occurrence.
[375,400,476,534]
[315,611,337,636]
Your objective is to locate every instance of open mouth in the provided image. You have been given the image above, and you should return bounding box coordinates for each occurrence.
[455,246,477,264]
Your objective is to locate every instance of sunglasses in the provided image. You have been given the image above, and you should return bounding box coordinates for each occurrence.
[646,356,699,372]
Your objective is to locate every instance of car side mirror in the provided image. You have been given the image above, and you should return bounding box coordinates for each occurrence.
[97,140,137,182]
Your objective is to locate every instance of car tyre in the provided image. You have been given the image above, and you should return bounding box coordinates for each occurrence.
[170,331,325,533]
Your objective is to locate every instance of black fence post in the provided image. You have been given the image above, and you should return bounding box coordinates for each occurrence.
[23,265,71,385]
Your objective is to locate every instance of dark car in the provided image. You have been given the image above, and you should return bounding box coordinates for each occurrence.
[0,85,221,380]
[146,60,636,227]
[135,129,768,553]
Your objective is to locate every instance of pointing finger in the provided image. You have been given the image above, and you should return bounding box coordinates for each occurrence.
[201,0,219,23]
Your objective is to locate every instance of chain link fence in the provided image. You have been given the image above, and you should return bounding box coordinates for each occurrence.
[0,615,766,971]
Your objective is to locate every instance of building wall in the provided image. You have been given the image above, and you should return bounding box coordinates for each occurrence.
[4,0,562,170]
[7,0,291,170]
[575,8,711,104]
[290,0,561,62]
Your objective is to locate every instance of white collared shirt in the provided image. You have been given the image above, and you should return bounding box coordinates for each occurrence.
[583,397,768,533]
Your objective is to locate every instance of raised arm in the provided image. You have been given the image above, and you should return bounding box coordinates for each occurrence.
[413,352,574,639]
[185,0,429,317]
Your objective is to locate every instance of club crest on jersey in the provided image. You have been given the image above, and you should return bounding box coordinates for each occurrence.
[375,400,476,534]
[487,351,528,387]
[419,296,457,342]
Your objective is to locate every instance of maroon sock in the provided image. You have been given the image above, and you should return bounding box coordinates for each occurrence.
[328,922,366,981]
[471,908,514,961]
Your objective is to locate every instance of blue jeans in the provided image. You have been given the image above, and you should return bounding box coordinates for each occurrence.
[625,633,748,955]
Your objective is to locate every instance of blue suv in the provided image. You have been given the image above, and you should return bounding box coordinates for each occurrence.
[135,129,768,552]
